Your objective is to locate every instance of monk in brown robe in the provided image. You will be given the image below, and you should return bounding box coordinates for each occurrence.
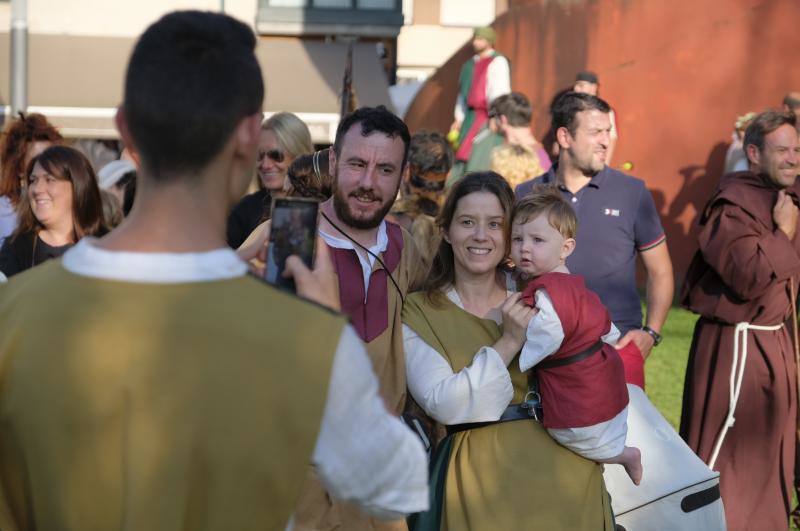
[680,110,800,530]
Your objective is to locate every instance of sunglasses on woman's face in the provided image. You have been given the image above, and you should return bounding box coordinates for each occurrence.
[258,149,285,164]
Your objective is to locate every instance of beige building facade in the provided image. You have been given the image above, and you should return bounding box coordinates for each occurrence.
[0,0,399,142]
[391,0,506,117]
[0,0,501,139]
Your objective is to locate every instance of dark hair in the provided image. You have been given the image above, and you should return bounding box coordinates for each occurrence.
[258,149,333,222]
[0,113,62,205]
[490,92,532,127]
[14,146,104,241]
[123,11,264,180]
[332,105,411,170]
[287,148,333,201]
[117,170,137,216]
[425,171,514,298]
[575,71,599,84]
[551,92,611,136]
[744,110,797,152]
[409,131,454,176]
[783,92,800,111]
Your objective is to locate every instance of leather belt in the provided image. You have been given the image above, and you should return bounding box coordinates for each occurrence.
[538,340,603,370]
[446,403,536,435]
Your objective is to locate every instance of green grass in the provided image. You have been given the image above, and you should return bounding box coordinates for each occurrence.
[643,306,698,429]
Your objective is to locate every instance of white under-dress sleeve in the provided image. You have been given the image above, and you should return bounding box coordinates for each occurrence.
[602,322,621,346]
[454,93,466,124]
[312,325,428,520]
[403,324,514,425]
[519,289,564,372]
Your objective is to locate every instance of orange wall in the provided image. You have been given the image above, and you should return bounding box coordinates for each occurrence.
[405,0,800,288]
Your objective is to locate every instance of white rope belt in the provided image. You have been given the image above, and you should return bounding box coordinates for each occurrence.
[707,321,784,469]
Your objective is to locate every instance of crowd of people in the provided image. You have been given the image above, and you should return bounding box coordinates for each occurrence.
[0,11,798,531]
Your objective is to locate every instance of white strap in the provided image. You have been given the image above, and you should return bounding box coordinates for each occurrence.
[707,321,784,469]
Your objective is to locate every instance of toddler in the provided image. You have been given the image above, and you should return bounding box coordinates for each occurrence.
[510,187,642,484]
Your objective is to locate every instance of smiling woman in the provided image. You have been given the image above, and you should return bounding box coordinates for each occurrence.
[402,171,615,530]
[0,146,106,277]
[0,113,63,248]
[226,112,314,248]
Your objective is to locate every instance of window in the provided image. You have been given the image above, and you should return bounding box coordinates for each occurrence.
[314,0,350,7]
[258,0,403,37]
[357,0,395,8]
[264,0,396,7]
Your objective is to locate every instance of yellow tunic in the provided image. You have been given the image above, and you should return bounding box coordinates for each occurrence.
[0,261,344,531]
[293,229,423,531]
[402,291,614,531]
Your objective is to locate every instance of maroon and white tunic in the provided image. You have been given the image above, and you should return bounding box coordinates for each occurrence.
[520,272,630,459]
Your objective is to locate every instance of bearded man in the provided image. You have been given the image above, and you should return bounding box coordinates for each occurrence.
[293,105,424,531]
[515,92,673,388]
[681,110,800,530]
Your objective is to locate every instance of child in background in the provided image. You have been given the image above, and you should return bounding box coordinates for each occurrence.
[510,186,642,484]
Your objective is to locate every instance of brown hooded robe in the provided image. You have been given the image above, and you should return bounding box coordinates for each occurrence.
[680,171,800,531]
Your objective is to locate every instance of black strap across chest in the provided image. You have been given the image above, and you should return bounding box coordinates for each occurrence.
[537,340,604,370]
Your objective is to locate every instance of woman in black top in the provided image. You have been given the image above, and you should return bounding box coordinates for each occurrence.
[0,146,105,277]
[226,112,313,248]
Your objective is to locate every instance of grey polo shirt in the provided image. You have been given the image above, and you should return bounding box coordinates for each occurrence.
[515,166,666,334]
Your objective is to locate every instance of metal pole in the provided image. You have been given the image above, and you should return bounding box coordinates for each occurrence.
[219,0,224,13]
[10,0,28,116]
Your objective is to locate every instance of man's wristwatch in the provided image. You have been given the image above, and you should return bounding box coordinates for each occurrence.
[641,326,662,346]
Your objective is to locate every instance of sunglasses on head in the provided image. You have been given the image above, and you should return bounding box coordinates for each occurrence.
[258,149,285,163]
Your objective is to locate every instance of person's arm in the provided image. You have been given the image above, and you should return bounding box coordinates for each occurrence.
[601,323,621,345]
[615,184,673,359]
[453,95,465,132]
[235,220,271,276]
[453,62,466,130]
[404,323,514,425]
[485,55,511,104]
[518,289,563,372]
[615,242,673,359]
[700,199,800,300]
[403,292,534,424]
[493,292,537,363]
[644,241,673,351]
[312,326,428,519]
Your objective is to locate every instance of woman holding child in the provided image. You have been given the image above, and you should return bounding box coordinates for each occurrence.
[402,171,615,530]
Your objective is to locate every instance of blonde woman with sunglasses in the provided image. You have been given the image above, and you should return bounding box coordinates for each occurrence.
[226,112,313,247]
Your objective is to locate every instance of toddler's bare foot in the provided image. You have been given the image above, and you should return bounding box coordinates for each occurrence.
[621,446,642,485]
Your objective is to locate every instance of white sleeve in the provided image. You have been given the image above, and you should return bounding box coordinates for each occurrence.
[454,93,466,123]
[312,325,428,520]
[486,56,511,105]
[403,324,514,424]
[519,289,564,372]
[602,322,621,345]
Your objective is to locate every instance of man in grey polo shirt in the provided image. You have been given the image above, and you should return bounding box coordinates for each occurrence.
[515,92,673,386]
